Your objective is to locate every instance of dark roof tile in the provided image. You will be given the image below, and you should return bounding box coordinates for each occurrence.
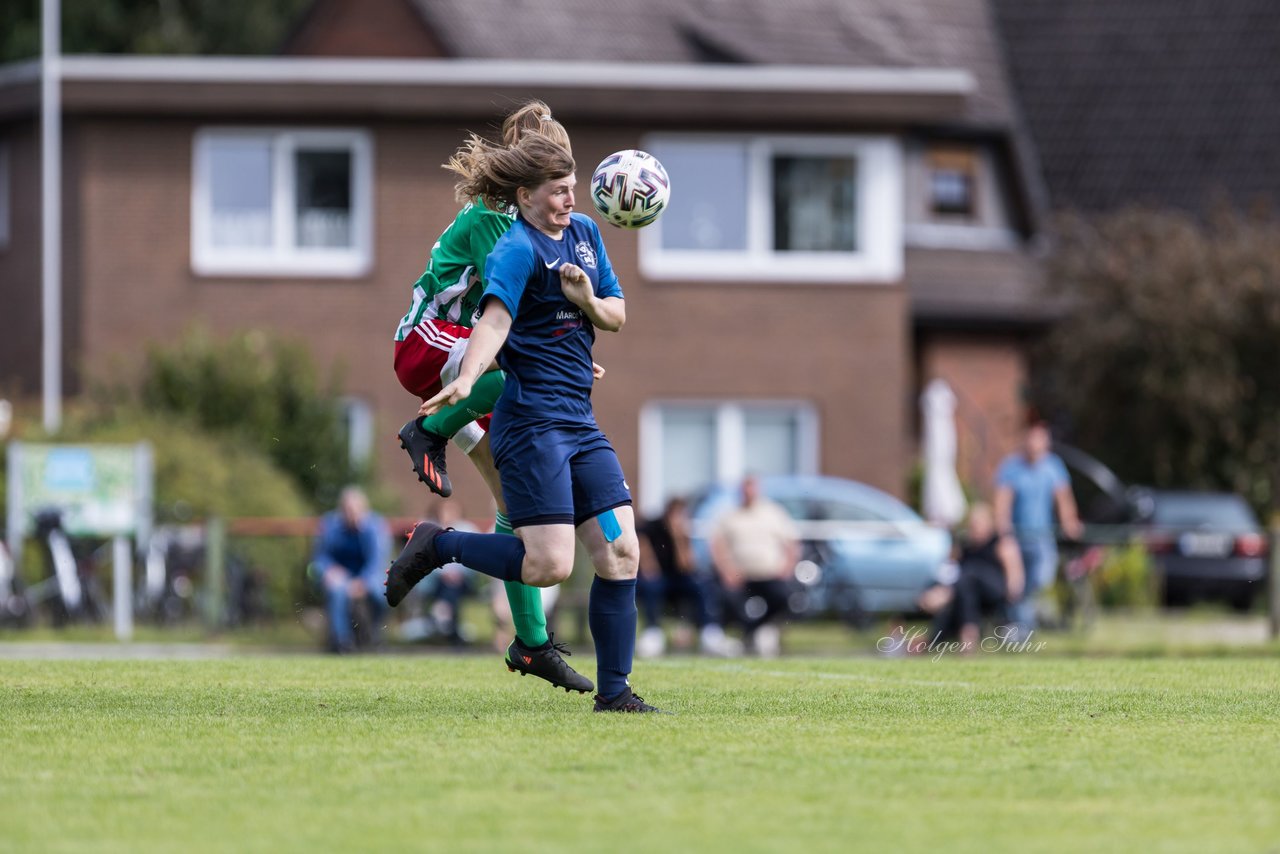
[409,0,1019,125]
[994,0,1280,212]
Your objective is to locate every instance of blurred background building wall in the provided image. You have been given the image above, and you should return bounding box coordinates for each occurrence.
[0,0,1054,516]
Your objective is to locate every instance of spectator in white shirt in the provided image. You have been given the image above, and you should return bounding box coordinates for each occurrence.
[711,475,800,657]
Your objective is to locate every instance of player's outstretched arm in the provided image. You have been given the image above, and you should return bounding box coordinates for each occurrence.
[420,301,513,417]
[560,264,626,332]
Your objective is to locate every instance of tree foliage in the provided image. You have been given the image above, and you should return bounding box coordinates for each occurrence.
[135,328,363,511]
[1,0,312,62]
[74,409,314,522]
[1033,206,1280,511]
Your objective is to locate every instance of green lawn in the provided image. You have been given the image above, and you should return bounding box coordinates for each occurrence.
[2,656,1278,853]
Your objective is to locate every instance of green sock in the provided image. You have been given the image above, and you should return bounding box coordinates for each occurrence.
[420,370,505,439]
[498,512,548,647]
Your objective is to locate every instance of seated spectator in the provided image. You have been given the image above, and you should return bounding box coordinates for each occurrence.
[635,497,738,658]
[924,502,1025,651]
[311,486,390,653]
[711,475,800,658]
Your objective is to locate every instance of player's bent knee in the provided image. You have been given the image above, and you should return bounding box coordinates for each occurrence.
[612,532,639,570]
[595,531,639,580]
[543,561,574,586]
[521,554,573,587]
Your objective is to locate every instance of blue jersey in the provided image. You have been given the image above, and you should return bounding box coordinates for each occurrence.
[482,213,623,422]
[995,452,1070,537]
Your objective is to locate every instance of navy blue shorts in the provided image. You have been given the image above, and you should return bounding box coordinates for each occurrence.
[491,417,632,529]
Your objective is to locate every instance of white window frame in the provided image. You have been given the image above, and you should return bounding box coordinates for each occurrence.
[638,400,820,516]
[191,127,373,277]
[639,134,903,284]
[0,139,10,251]
[903,222,1019,251]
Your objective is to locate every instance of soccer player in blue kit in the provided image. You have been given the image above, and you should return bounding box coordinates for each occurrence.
[385,130,663,713]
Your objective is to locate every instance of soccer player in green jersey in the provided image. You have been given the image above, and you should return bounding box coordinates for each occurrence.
[392,102,593,693]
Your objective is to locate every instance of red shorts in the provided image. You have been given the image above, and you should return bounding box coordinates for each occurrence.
[393,319,491,432]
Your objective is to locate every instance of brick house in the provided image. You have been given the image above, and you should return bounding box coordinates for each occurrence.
[0,0,1049,519]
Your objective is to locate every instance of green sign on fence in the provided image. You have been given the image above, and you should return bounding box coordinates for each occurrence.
[5,442,153,547]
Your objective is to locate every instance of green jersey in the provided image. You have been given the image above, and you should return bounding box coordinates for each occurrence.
[394,199,515,341]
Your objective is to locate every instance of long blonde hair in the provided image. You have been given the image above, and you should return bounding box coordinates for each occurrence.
[446,101,573,205]
[501,100,571,151]
[446,131,575,210]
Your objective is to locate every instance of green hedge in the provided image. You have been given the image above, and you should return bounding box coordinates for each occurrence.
[1092,543,1159,610]
[134,328,363,511]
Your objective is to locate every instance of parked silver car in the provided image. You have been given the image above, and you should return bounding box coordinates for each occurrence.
[689,475,951,623]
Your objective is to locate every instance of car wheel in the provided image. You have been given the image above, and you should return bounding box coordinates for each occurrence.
[1162,585,1189,609]
[1228,590,1256,614]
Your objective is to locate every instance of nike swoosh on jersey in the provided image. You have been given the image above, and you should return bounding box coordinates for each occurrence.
[544,259,561,269]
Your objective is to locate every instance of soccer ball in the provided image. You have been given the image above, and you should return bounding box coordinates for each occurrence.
[590,150,671,229]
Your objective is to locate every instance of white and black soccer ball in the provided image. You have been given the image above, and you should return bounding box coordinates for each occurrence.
[590,150,671,229]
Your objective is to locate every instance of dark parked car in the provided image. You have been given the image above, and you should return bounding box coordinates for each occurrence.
[1142,490,1268,612]
[1056,445,1269,611]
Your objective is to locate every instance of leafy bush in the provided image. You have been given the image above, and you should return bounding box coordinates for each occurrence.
[79,408,323,617]
[1035,206,1280,513]
[1091,543,1159,610]
[132,328,363,511]
[58,409,311,522]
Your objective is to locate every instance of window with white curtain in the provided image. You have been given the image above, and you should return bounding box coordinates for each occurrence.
[192,128,372,276]
[772,154,857,252]
[638,401,819,516]
[339,396,375,468]
[639,134,902,283]
[657,408,719,505]
[650,140,749,253]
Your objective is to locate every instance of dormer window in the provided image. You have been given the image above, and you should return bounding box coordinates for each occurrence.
[927,147,979,220]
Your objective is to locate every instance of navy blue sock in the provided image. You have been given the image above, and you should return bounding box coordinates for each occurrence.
[588,575,638,699]
[434,530,525,583]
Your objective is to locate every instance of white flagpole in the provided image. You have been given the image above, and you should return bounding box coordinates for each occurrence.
[41,0,62,434]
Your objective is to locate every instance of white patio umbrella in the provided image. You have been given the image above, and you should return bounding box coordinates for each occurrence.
[921,378,968,527]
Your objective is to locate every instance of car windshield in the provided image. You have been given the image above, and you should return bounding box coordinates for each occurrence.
[692,479,923,528]
[773,497,882,521]
[773,493,917,523]
[1151,494,1257,530]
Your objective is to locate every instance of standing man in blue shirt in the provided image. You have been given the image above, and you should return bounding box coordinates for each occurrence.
[384,130,663,713]
[313,486,390,653]
[994,421,1083,637]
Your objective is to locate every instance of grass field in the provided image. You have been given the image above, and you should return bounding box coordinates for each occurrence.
[2,655,1279,853]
